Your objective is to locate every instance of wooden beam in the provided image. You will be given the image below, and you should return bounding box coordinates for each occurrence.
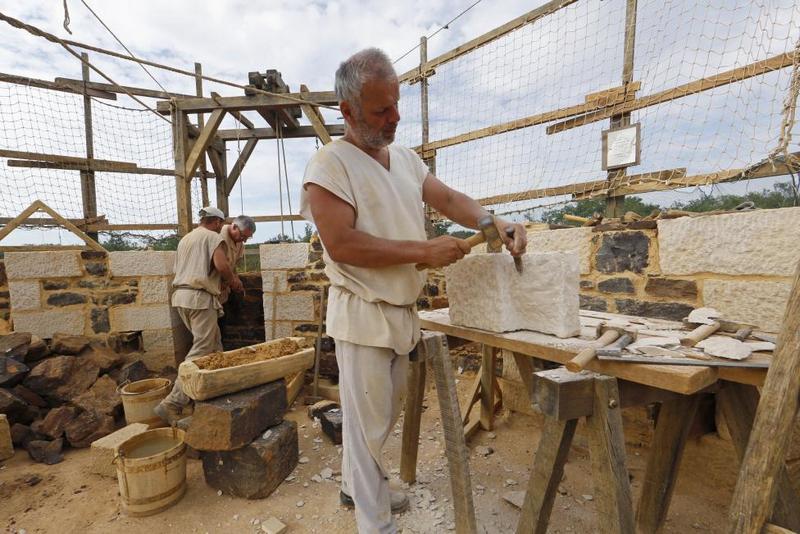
[400,355,427,484]
[215,148,229,217]
[299,85,332,144]
[0,245,88,252]
[195,62,210,208]
[183,108,226,183]
[547,51,795,135]
[54,76,194,99]
[727,260,800,533]
[211,91,255,129]
[7,159,215,178]
[0,149,137,170]
[172,110,193,236]
[225,139,258,195]
[0,215,106,229]
[217,124,344,141]
[398,0,578,83]
[0,72,116,99]
[157,91,338,114]
[0,199,104,251]
[251,214,305,223]
[79,53,98,241]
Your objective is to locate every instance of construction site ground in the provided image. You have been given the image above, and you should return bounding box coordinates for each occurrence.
[1,344,740,534]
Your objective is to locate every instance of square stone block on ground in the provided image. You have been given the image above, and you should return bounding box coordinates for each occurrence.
[445,252,581,338]
[89,423,149,477]
[185,379,287,451]
[201,420,298,499]
[5,251,82,280]
[260,243,309,270]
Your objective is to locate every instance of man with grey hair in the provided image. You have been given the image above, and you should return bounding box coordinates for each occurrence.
[219,215,256,304]
[154,206,245,424]
[300,48,526,533]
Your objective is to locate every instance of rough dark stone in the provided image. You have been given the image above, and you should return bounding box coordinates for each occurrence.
[311,237,323,251]
[294,323,318,333]
[78,279,106,289]
[0,356,30,387]
[431,297,449,309]
[81,250,107,261]
[51,333,90,355]
[289,284,320,292]
[0,332,32,361]
[71,375,121,416]
[0,291,8,298]
[320,337,335,353]
[80,344,123,373]
[127,280,138,287]
[25,337,50,362]
[308,251,323,263]
[46,292,88,307]
[579,295,608,312]
[287,272,307,284]
[34,406,78,439]
[320,408,343,445]
[90,308,110,334]
[0,389,29,424]
[185,379,287,451]
[107,332,142,354]
[201,420,298,499]
[99,291,136,306]
[42,280,69,290]
[597,278,635,294]
[424,283,440,297]
[0,261,5,286]
[116,360,150,384]
[416,297,430,309]
[84,263,107,276]
[307,400,338,419]
[10,423,31,446]
[318,351,338,378]
[615,299,695,322]
[645,277,698,300]
[24,355,100,403]
[64,409,115,448]
[11,385,48,408]
[580,280,595,290]
[595,231,650,273]
[27,438,64,465]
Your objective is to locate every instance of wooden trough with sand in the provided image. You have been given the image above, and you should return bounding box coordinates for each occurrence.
[178,337,314,401]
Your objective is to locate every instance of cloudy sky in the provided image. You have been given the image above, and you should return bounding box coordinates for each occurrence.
[0,0,798,245]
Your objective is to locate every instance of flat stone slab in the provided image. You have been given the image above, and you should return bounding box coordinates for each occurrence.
[89,423,149,478]
[185,379,287,451]
[201,420,298,499]
[445,252,581,338]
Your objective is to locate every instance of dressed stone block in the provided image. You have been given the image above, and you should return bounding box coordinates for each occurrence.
[12,309,85,338]
[4,251,81,280]
[108,251,175,277]
[259,243,309,270]
[526,227,593,275]
[8,280,41,311]
[89,423,149,477]
[110,304,171,332]
[445,252,580,338]
[139,276,171,304]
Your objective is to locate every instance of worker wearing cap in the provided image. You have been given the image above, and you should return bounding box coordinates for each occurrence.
[301,48,526,533]
[219,215,256,304]
[155,206,244,424]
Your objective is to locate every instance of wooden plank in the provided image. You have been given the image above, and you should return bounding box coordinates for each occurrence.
[172,109,192,236]
[211,91,255,129]
[516,417,578,534]
[0,245,87,252]
[215,147,229,216]
[285,371,305,407]
[547,51,795,135]
[300,84,332,144]
[195,62,210,208]
[461,369,483,425]
[183,108,226,183]
[480,345,496,431]
[0,215,105,228]
[423,332,477,534]
[0,149,137,170]
[585,81,641,105]
[157,91,338,114]
[54,76,194,99]
[0,200,49,243]
[6,159,215,178]
[0,72,116,99]
[400,357,427,484]
[728,260,800,534]
[718,383,800,531]
[251,214,305,223]
[0,200,104,251]
[398,0,578,84]
[217,124,344,141]
[586,376,635,534]
[635,394,701,533]
[419,309,717,395]
[225,139,259,195]
[79,53,98,241]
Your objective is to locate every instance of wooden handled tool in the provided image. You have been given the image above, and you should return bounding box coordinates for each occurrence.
[596,332,637,357]
[681,321,721,347]
[680,307,756,347]
[416,215,501,271]
[565,326,621,372]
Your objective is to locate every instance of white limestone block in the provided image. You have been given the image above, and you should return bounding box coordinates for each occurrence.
[264,293,315,322]
[8,280,41,311]
[260,243,309,270]
[110,304,172,332]
[4,251,81,280]
[658,207,800,276]
[108,251,176,277]
[89,423,149,477]
[702,279,792,333]
[261,270,289,292]
[141,328,176,352]
[264,320,295,341]
[11,309,85,338]
[445,252,580,338]
[525,227,594,275]
[139,276,171,304]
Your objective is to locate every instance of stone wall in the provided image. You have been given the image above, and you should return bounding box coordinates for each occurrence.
[528,207,800,333]
[220,273,265,350]
[4,250,185,360]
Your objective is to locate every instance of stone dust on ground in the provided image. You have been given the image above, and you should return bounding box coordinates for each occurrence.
[1,366,739,534]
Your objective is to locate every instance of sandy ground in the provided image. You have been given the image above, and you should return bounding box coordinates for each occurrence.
[1,364,740,534]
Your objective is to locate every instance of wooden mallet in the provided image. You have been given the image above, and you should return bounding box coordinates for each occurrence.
[565,323,631,372]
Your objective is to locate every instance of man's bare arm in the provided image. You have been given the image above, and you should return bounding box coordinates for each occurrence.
[422,173,527,255]
[306,183,469,268]
[212,244,243,292]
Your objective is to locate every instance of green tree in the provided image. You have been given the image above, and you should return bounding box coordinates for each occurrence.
[299,224,314,243]
[102,233,138,251]
[535,197,660,224]
[151,234,179,251]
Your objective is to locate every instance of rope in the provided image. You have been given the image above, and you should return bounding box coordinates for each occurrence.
[393,0,485,63]
[278,121,296,239]
[275,113,286,238]
[62,0,72,34]
[0,11,170,123]
[79,0,170,95]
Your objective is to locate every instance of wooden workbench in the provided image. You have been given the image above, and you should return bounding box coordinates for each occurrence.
[402,309,798,533]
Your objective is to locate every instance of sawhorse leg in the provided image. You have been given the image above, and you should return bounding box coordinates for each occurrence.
[636,394,701,533]
[517,369,634,534]
[400,346,427,484]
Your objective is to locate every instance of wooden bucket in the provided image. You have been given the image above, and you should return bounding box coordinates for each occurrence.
[115,427,187,517]
[119,378,172,427]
